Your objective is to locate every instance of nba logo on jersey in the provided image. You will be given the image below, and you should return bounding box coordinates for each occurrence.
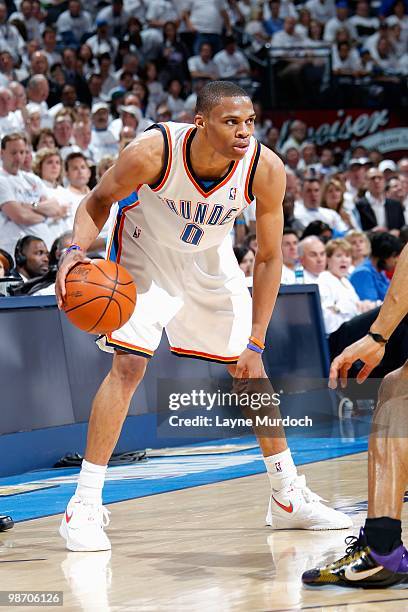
[229,187,237,200]
[133,226,141,239]
[275,462,282,472]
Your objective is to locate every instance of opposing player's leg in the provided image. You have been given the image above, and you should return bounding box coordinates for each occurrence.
[227,363,351,531]
[60,352,148,552]
[303,363,408,587]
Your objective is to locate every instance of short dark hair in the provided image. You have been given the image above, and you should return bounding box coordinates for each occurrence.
[65,151,88,172]
[283,227,298,238]
[370,232,402,268]
[195,80,250,115]
[1,132,27,150]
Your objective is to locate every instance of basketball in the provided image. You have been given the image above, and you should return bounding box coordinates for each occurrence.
[63,260,136,334]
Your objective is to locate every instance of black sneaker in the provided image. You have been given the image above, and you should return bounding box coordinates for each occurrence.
[302,528,408,588]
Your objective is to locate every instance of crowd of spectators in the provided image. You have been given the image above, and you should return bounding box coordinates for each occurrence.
[0,0,405,308]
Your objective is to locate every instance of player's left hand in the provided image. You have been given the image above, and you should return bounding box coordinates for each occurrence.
[234,349,265,379]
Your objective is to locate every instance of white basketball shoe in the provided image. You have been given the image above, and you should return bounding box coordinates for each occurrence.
[265,475,352,530]
[59,496,111,552]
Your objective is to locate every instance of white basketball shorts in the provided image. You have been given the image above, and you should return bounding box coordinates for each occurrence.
[96,233,252,363]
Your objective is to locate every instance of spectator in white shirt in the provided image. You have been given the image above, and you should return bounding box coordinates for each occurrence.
[321,177,356,231]
[183,0,231,55]
[318,238,376,335]
[305,0,335,23]
[332,40,362,75]
[146,0,180,32]
[280,120,308,155]
[271,16,305,47]
[188,42,219,80]
[295,178,348,233]
[0,2,25,59]
[324,1,357,43]
[165,78,185,118]
[0,87,21,136]
[96,0,130,38]
[26,75,50,127]
[56,0,92,48]
[280,228,299,284]
[90,102,118,163]
[32,147,72,243]
[53,112,76,160]
[0,133,66,253]
[72,120,94,163]
[64,151,91,227]
[87,19,119,58]
[349,1,379,44]
[213,35,250,79]
[42,27,62,68]
[298,235,327,283]
[9,0,41,42]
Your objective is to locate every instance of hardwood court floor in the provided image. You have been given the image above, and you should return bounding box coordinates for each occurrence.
[2,452,408,611]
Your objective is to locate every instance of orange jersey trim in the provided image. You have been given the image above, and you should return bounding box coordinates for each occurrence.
[244,141,261,204]
[182,127,239,198]
[106,335,154,356]
[151,123,172,192]
[116,200,140,262]
[170,346,239,363]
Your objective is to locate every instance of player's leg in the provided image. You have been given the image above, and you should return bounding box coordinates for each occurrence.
[227,363,351,530]
[303,363,408,587]
[60,352,148,552]
[0,514,13,531]
[169,241,350,530]
[84,352,148,465]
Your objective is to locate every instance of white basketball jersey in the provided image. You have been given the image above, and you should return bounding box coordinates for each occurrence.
[107,122,261,258]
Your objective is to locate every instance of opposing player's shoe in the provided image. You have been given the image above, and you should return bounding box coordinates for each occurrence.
[266,475,352,530]
[302,528,408,588]
[0,514,13,531]
[59,496,111,552]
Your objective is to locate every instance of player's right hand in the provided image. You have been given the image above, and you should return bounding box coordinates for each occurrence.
[55,248,90,310]
[328,334,386,389]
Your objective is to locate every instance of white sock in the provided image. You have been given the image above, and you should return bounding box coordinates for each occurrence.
[75,459,107,504]
[263,448,297,491]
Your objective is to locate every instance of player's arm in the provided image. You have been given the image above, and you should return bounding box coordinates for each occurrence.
[251,146,286,345]
[55,129,165,308]
[330,243,408,388]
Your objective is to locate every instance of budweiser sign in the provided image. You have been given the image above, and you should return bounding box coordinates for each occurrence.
[269,108,406,155]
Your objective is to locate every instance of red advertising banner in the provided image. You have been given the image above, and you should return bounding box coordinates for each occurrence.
[267,109,408,157]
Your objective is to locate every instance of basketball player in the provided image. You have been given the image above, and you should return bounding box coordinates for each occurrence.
[56,82,351,552]
[0,514,13,531]
[303,243,408,587]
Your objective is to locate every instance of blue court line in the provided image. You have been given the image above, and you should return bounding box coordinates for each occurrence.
[0,434,368,523]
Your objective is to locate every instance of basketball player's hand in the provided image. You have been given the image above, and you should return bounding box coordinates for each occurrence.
[55,249,90,310]
[234,349,265,379]
[329,335,386,389]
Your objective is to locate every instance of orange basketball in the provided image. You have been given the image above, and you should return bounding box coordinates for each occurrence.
[63,260,136,334]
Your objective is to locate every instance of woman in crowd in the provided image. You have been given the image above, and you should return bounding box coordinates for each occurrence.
[32,128,57,152]
[318,238,376,335]
[321,178,356,231]
[233,245,255,283]
[345,229,371,272]
[33,147,72,243]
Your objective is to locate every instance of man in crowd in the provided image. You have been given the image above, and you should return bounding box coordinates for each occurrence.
[13,234,49,282]
[294,178,348,232]
[298,236,327,283]
[357,168,405,232]
[280,228,299,284]
[0,133,65,255]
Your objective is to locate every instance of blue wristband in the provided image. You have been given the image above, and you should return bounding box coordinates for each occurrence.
[247,342,263,354]
[66,244,82,255]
